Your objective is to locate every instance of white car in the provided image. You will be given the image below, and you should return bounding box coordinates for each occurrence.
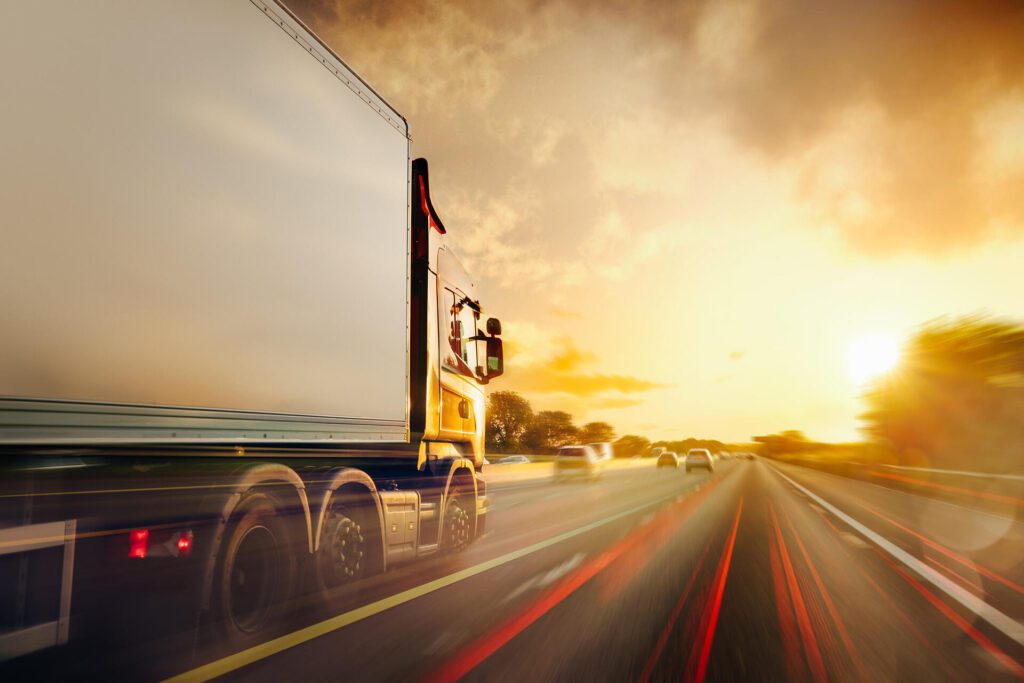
[554,445,602,482]
[657,451,681,469]
[586,442,615,462]
[685,448,715,473]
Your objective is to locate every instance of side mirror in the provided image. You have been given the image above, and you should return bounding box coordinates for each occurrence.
[486,317,502,336]
[485,336,504,379]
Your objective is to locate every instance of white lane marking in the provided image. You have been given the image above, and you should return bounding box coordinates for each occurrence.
[163,485,686,682]
[501,552,587,604]
[771,466,1024,647]
[782,461,1023,528]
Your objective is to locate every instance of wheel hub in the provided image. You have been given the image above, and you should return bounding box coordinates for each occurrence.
[322,512,364,584]
[444,502,471,551]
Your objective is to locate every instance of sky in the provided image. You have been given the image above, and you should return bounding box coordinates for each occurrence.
[287,0,1024,442]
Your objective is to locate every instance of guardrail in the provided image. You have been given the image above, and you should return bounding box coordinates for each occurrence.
[771,456,1024,512]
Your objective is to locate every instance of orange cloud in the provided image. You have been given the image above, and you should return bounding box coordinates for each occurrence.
[504,337,666,399]
[288,0,1024,258]
[592,396,644,409]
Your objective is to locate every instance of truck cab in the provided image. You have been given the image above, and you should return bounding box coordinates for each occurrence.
[413,160,503,471]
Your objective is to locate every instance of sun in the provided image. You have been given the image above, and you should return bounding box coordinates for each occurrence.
[847,334,900,385]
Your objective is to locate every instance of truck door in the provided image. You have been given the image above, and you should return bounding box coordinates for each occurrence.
[438,287,479,438]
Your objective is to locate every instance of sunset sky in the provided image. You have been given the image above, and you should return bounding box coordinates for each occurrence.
[289,0,1024,442]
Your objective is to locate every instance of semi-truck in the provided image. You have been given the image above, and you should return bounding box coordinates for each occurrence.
[0,0,503,670]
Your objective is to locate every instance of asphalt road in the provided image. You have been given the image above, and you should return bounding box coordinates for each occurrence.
[161,458,1024,682]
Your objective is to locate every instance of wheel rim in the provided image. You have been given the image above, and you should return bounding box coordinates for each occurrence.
[320,510,365,586]
[229,525,278,634]
[444,499,471,551]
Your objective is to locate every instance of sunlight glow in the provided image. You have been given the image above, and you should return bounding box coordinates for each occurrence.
[847,334,900,385]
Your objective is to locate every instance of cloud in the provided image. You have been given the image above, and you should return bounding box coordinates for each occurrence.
[514,368,665,397]
[729,351,745,361]
[498,323,665,417]
[288,0,1024,258]
[511,337,665,398]
[592,396,645,409]
[548,306,582,319]
[684,0,1024,254]
[284,0,693,298]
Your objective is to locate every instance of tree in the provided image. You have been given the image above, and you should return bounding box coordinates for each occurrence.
[752,430,812,458]
[485,391,534,453]
[614,434,650,458]
[861,316,1024,472]
[578,421,615,444]
[522,411,578,453]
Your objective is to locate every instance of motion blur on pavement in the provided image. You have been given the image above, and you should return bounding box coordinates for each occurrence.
[4,456,1023,681]
[2,1,1023,682]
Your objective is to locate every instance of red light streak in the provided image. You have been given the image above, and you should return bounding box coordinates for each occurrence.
[424,475,732,683]
[885,558,1024,678]
[685,498,744,683]
[770,504,827,683]
[855,499,1024,597]
[638,537,714,683]
[784,509,869,682]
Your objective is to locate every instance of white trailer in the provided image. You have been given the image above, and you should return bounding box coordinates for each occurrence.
[0,1,504,670]
[1,0,413,442]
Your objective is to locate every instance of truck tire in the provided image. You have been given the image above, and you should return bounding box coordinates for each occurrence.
[441,490,472,553]
[316,504,368,590]
[215,491,298,642]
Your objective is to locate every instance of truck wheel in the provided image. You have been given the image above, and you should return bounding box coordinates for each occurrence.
[216,491,297,641]
[317,505,367,589]
[442,491,472,553]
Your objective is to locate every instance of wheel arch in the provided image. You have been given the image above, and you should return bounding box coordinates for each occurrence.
[199,463,312,612]
[312,469,387,574]
[440,457,479,540]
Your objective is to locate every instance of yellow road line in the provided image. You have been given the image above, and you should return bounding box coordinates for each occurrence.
[164,488,686,682]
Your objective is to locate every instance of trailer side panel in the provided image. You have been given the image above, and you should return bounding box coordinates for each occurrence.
[0,1,411,442]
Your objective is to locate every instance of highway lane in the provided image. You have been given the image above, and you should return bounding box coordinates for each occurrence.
[162,458,1024,682]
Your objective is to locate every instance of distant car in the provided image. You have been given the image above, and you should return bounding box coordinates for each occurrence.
[586,442,614,462]
[554,445,602,482]
[650,446,666,459]
[743,453,756,460]
[686,448,715,473]
[657,451,681,469]
[497,455,531,464]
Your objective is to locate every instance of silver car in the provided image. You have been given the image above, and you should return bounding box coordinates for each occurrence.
[657,451,681,469]
[685,448,715,473]
[554,445,603,482]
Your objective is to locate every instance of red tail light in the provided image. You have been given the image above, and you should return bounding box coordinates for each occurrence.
[128,527,193,558]
[129,528,149,558]
[177,531,193,557]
